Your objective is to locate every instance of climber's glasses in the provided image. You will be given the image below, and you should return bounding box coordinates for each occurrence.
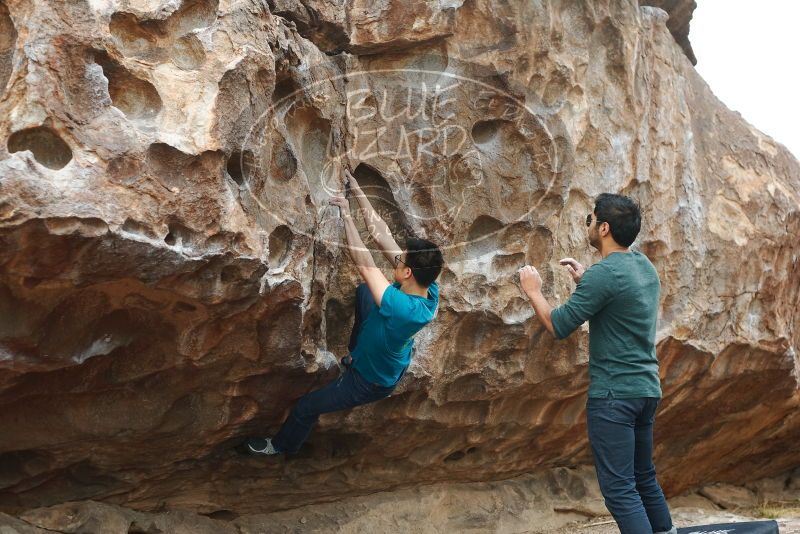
[394,254,406,268]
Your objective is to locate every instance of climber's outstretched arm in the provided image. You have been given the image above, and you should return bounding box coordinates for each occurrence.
[329,196,391,306]
[344,169,403,266]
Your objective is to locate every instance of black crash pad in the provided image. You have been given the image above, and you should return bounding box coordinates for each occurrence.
[677,520,779,534]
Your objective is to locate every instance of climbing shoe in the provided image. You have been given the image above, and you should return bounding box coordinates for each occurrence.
[245,437,281,456]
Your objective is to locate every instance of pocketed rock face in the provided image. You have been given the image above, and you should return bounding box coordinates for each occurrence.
[0,0,799,525]
[640,0,697,64]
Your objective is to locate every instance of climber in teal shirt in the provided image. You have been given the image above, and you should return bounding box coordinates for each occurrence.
[245,166,443,456]
[351,278,440,387]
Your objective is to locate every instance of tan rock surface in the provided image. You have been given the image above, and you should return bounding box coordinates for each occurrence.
[640,0,697,64]
[3,470,800,533]
[0,0,799,524]
[667,492,719,510]
[699,483,758,510]
[8,466,606,533]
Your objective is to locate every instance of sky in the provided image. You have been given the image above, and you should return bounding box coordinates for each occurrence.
[690,0,800,159]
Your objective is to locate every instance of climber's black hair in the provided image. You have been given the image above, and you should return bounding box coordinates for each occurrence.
[404,238,443,287]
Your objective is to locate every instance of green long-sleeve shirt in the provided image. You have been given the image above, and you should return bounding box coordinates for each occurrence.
[550,251,662,399]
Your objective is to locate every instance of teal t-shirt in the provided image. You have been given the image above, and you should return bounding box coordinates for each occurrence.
[550,251,662,399]
[352,281,439,387]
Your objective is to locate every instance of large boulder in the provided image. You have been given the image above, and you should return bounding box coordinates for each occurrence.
[0,0,798,520]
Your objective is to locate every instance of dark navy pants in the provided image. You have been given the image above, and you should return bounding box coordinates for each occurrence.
[272,284,394,453]
[586,395,673,534]
[271,366,394,453]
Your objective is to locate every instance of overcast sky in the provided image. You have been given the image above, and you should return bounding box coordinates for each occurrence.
[690,0,800,159]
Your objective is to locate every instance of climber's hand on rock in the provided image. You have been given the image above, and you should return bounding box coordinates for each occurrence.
[343,168,362,196]
[329,196,351,215]
[518,265,542,295]
[558,258,585,284]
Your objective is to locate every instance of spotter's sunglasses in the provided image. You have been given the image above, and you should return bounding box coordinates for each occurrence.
[586,213,606,228]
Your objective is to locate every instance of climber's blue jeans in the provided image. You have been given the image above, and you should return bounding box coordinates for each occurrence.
[272,283,394,454]
[272,367,394,453]
[348,282,375,353]
[587,395,674,534]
